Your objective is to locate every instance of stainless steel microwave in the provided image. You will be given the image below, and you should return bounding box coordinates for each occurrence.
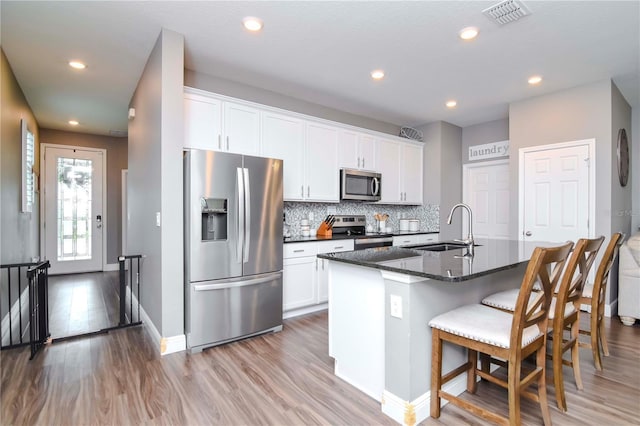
[340,169,381,201]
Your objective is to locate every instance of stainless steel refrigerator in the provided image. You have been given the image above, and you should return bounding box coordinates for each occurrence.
[184,149,283,352]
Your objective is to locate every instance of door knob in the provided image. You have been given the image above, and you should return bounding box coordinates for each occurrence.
[96,215,102,229]
[525,231,532,236]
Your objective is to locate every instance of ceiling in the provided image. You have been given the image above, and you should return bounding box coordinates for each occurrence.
[2,1,639,136]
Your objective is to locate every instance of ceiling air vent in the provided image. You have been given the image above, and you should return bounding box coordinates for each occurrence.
[483,0,531,25]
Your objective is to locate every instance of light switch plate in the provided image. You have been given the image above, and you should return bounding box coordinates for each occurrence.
[390,294,403,319]
[156,212,161,227]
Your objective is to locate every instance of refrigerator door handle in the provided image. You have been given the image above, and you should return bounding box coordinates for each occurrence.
[193,275,277,291]
[236,167,245,264]
[243,168,251,263]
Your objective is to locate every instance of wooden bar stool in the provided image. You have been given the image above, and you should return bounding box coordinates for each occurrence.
[579,233,624,371]
[480,237,604,411]
[429,242,572,426]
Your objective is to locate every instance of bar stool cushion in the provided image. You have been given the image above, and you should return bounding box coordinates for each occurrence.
[429,304,542,349]
[548,298,576,320]
[481,289,520,311]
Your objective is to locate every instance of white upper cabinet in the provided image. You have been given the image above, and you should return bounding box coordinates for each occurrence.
[401,142,423,204]
[339,131,376,171]
[184,87,419,204]
[376,138,402,203]
[223,102,261,155]
[261,111,305,201]
[184,90,259,155]
[305,122,339,202]
[184,93,222,151]
[375,138,423,205]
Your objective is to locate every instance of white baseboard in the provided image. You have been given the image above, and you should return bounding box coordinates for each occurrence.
[1,287,30,346]
[381,362,500,425]
[382,373,468,426]
[581,301,615,318]
[136,295,186,356]
[283,303,327,319]
[103,263,119,272]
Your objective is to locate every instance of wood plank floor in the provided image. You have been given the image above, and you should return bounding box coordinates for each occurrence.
[1,310,638,425]
[48,272,120,338]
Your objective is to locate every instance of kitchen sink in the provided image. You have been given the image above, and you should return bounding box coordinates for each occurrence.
[411,242,480,252]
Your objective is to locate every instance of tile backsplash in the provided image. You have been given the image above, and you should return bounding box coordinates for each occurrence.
[284,201,439,236]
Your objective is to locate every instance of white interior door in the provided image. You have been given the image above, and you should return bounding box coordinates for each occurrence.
[43,146,105,274]
[463,160,510,240]
[520,142,591,243]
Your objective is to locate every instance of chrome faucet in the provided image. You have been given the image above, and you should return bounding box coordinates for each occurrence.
[447,203,475,257]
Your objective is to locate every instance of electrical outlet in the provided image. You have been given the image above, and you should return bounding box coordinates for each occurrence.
[327,206,337,215]
[390,294,403,319]
[156,212,161,227]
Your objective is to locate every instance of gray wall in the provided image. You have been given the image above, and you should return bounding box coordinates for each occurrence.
[418,121,462,240]
[509,79,632,307]
[461,118,509,165]
[509,80,613,241]
[128,29,184,338]
[39,129,127,264]
[185,70,401,136]
[633,106,640,233]
[1,49,40,265]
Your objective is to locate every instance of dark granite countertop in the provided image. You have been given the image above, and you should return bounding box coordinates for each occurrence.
[284,230,439,244]
[317,238,562,282]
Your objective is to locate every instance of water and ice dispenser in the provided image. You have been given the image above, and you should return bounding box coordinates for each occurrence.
[201,197,227,241]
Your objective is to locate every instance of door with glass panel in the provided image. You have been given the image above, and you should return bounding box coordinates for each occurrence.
[43,146,104,275]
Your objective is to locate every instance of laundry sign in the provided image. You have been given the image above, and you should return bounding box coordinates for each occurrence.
[468,140,509,161]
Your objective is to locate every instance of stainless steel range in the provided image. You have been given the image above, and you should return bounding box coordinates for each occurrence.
[330,215,393,250]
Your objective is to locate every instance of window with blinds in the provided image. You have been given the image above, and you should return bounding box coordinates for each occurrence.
[21,119,35,213]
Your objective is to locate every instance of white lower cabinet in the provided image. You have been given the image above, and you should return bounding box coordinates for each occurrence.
[283,240,354,316]
[392,233,440,247]
[283,255,318,311]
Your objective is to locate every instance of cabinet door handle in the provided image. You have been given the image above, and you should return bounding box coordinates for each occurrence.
[334,246,344,249]
[218,134,222,149]
[293,249,305,253]
[403,240,411,243]
[226,136,229,150]
[358,157,361,168]
[315,259,318,271]
[322,260,325,270]
[307,186,310,198]
[363,158,365,168]
[301,185,304,197]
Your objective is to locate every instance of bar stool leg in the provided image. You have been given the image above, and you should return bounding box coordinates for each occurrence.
[430,330,443,419]
[467,349,478,393]
[552,326,568,411]
[571,322,584,390]
[537,344,552,426]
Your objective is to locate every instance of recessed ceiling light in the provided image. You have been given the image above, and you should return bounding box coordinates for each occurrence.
[371,70,385,80]
[446,100,457,108]
[528,75,543,85]
[68,120,79,126]
[459,27,479,40]
[242,17,263,32]
[68,61,87,70]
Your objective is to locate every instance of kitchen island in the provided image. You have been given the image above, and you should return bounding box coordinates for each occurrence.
[318,239,555,426]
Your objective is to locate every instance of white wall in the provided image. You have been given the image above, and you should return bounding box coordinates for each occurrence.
[128,29,184,338]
